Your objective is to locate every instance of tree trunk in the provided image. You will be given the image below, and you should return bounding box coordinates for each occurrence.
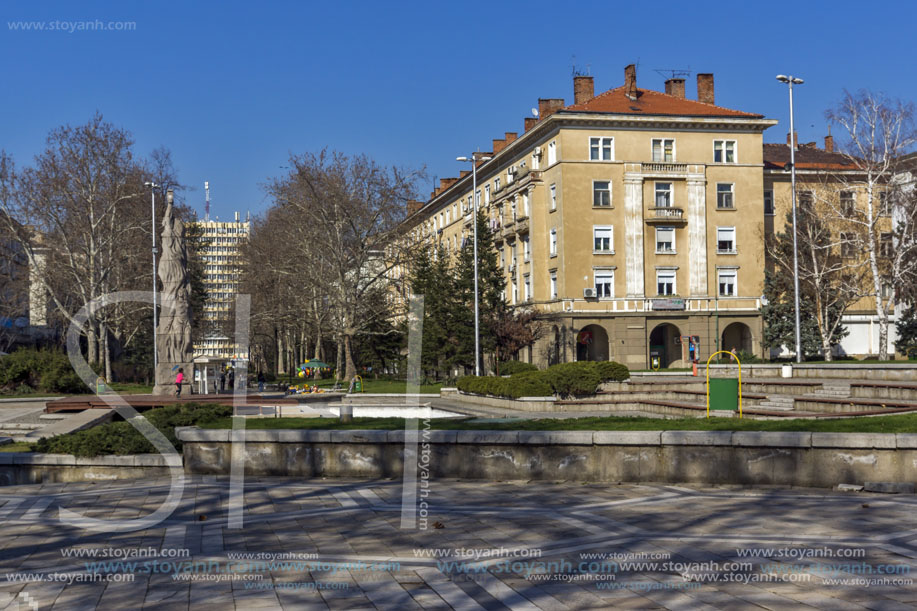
[87,323,99,367]
[102,322,113,381]
[878,312,890,360]
[335,338,344,381]
[344,333,356,381]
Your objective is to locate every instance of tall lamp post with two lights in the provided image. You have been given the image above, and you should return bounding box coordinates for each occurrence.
[776,74,804,364]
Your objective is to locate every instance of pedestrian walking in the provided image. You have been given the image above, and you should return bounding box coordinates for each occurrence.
[175,368,184,398]
[257,371,265,392]
[228,370,235,390]
[220,371,226,392]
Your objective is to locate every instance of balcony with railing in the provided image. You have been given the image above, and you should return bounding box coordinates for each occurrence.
[645,206,687,225]
[642,162,689,175]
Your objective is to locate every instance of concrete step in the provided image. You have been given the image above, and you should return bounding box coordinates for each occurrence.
[39,414,68,421]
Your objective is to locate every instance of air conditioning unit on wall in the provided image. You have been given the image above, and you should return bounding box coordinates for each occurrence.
[583,287,597,299]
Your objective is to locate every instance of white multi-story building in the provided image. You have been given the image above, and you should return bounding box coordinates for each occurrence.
[193,211,249,359]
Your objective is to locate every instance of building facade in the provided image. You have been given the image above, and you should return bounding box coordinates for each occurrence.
[407,65,777,369]
[192,212,250,360]
[764,137,899,357]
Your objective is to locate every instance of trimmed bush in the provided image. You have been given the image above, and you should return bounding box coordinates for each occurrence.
[594,361,630,382]
[544,362,602,397]
[33,403,232,457]
[458,360,630,399]
[498,360,538,376]
[0,348,86,394]
[457,373,552,399]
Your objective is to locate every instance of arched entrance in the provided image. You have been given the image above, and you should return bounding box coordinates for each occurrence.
[722,322,753,355]
[648,323,682,368]
[576,324,609,362]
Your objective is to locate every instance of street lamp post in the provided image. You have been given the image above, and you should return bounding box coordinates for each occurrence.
[457,153,493,376]
[776,74,804,363]
[144,182,160,371]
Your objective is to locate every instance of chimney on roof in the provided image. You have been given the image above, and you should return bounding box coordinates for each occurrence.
[624,64,637,100]
[573,75,594,105]
[406,199,423,216]
[459,170,470,178]
[538,98,565,120]
[697,73,714,105]
[524,117,537,131]
[664,78,686,99]
[786,131,799,149]
[440,177,458,191]
[824,134,834,153]
[493,138,507,154]
[505,132,517,144]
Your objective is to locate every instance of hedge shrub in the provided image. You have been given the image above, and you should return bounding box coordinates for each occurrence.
[497,360,538,376]
[0,348,85,394]
[33,403,232,457]
[456,373,552,399]
[458,360,630,399]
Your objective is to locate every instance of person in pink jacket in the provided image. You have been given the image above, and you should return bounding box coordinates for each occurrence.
[175,368,184,398]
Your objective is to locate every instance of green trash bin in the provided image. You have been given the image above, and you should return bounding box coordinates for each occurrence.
[709,378,739,411]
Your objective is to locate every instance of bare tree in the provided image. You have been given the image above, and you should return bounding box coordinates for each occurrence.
[0,114,180,379]
[765,193,861,360]
[827,91,917,359]
[266,150,424,381]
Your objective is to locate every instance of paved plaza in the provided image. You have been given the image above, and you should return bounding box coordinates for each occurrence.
[0,478,915,609]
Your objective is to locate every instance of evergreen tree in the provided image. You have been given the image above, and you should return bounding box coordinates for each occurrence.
[453,210,505,373]
[407,242,454,379]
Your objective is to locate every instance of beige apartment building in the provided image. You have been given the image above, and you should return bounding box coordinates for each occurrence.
[407,65,778,369]
[764,136,897,356]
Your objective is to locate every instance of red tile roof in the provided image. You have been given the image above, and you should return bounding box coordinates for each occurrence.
[563,86,764,119]
[763,143,859,170]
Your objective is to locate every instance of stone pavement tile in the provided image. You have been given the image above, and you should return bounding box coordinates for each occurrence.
[773,590,871,610]
[48,582,106,610]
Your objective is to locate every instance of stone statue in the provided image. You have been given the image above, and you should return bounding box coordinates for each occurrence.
[153,197,193,396]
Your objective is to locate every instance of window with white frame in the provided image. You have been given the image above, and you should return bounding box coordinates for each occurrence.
[652,139,675,162]
[655,227,675,253]
[550,271,557,299]
[718,269,736,296]
[550,183,557,210]
[512,278,518,304]
[589,137,614,161]
[548,140,557,165]
[475,190,481,207]
[522,191,530,217]
[717,227,736,253]
[550,228,557,256]
[507,167,514,184]
[713,140,736,163]
[764,189,774,215]
[593,180,611,207]
[532,150,540,169]
[595,270,614,298]
[523,273,531,301]
[446,208,451,225]
[484,185,490,204]
[452,203,457,220]
[522,236,530,262]
[593,226,613,253]
[717,183,735,209]
[494,177,501,192]
[656,270,676,295]
[655,182,672,207]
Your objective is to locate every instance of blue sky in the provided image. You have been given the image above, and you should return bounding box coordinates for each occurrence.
[2,0,915,220]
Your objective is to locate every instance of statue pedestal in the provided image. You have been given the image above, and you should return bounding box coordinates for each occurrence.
[153,361,192,397]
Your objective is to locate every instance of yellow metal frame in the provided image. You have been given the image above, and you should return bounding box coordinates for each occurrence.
[705,351,743,418]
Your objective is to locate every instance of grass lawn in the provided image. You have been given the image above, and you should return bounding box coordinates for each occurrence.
[0,442,34,452]
[289,378,442,395]
[200,412,917,433]
[0,381,153,400]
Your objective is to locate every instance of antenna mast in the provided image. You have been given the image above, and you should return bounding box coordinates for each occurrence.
[204,181,211,221]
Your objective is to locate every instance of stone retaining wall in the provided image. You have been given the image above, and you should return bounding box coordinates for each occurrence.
[176,427,917,488]
[0,453,177,486]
